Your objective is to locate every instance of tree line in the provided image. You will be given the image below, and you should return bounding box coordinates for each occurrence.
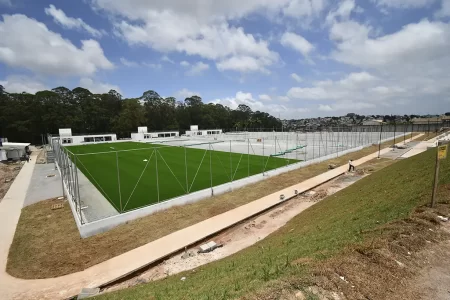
[0,86,282,144]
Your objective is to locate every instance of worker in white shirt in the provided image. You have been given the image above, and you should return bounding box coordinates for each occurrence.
[348,159,355,172]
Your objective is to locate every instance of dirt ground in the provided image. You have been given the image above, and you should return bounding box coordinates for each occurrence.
[292,194,450,300]
[395,224,450,300]
[102,171,368,294]
[0,162,23,202]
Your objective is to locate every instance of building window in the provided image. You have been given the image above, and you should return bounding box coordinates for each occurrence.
[62,138,73,144]
[84,137,94,143]
[105,136,112,141]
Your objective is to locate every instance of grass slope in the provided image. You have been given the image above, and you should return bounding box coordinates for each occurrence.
[96,147,450,300]
[67,142,297,212]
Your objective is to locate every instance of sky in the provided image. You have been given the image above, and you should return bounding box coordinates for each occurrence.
[0,0,450,119]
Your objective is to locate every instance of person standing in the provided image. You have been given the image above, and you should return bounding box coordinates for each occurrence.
[348,159,355,172]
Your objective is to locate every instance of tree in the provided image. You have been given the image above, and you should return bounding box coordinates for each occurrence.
[0,85,282,143]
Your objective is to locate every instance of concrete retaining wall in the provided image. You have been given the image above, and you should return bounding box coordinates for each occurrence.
[73,133,407,237]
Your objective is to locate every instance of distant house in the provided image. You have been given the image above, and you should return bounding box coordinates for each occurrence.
[411,117,442,125]
[362,120,383,126]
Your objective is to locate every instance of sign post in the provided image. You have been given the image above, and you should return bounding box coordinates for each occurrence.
[431,143,448,208]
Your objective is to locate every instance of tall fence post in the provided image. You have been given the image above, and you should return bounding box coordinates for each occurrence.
[116,151,122,213]
[185,145,189,193]
[230,140,233,181]
[209,143,213,195]
[155,149,160,203]
[247,139,250,177]
[312,130,315,159]
[262,138,265,174]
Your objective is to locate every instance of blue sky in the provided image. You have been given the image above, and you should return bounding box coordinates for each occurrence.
[1,0,450,118]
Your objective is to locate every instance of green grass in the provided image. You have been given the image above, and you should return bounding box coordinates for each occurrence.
[95,147,450,300]
[66,142,298,212]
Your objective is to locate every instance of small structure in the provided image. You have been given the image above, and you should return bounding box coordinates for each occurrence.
[185,125,222,137]
[51,128,117,145]
[0,142,30,161]
[362,120,383,126]
[130,127,179,141]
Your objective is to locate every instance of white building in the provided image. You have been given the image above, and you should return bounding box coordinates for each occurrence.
[362,120,384,126]
[53,128,117,145]
[130,127,179,141]
[0,142,30,161]
[185,125,222,137]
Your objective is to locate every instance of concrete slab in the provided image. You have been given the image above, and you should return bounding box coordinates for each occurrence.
[24,164,62,207]
[77,168,119,223]
[380,141,420,160]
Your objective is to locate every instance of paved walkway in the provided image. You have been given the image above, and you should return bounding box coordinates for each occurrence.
[24,163,62,207]
[0,135,424,300]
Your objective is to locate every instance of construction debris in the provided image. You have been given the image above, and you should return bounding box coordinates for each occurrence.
[77,287,100,299]
[198,241,223,254]
[437,216,449,222]
[51,203,64,210]
[181,251,195,259]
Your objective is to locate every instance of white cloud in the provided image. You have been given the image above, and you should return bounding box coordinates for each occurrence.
[436,0,450,18]
[211,91,307,118]
[143,62,162,69]
[180,61,190,67]
[280,32,314,56]
[331,20,450,77]
[174,88,201,100]
[45,5,103,37]
[0,14,113,76]
[259,94,272,101]
[283,0,328,18]
[91,1,281,74]
[318,104,333,111]
[373,0,436,9]
[161,55,175,64]
[186,61,209,76]
[216,55,273,74]
[120,57,140,67]
[326,0,357,24]
[278,96,290,102]
[0,75,48,94]
[291,73,303,82]
[79,78,121,94]
[90,0,317,21]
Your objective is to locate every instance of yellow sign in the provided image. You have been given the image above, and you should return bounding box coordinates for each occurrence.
[438,145,448,160]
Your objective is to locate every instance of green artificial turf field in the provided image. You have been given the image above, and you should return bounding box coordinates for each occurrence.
[66,142,299,212]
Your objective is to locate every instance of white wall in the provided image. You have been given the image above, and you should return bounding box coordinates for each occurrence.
[185,129,222,137]
[131,132,179,141]
[0,149,8,161]
[59,134,117,145]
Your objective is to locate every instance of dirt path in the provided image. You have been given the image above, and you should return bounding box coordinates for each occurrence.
[391,223,450,300]
[102,172,366,294]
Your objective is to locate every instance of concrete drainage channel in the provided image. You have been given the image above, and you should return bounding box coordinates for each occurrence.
[93,171,369,297]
